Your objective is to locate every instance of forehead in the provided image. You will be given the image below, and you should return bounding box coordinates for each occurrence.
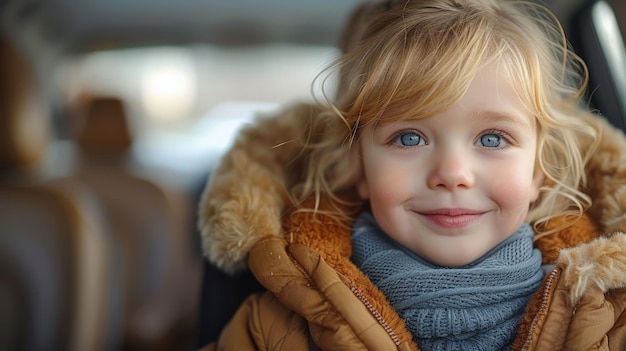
[465,62,531,113]
[367,60,535,127]
[467,60,538,128]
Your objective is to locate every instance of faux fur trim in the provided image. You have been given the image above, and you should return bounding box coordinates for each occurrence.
[534,213,599,264]
[198,148,285,274]
[557,232,626,305]
[198,103,322,273]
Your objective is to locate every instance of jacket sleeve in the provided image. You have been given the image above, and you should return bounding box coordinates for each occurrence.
[530,233,626,351]
[207,291,310,351]
[564,286,626,350]
[559,232,626,350]
[534,277,626,351]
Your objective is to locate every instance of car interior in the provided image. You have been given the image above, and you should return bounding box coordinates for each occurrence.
[0,0,624,350]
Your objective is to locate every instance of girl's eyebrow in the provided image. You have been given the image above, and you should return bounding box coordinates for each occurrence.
[475,110,534,130]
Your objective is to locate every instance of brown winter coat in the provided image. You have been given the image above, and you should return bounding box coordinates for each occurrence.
[198,103,626,351]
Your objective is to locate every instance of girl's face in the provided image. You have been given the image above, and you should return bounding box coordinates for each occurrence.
[357,63,543,267]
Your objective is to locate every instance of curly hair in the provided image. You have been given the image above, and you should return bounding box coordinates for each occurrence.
[292,0,599,236]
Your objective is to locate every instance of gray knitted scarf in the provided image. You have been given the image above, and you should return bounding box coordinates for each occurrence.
[351,212,544,351]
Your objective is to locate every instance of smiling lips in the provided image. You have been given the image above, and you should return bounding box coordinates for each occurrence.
[417,208,487,229]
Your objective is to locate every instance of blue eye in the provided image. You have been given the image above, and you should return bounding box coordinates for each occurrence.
[477,133,503,148]
[397,132,425,147]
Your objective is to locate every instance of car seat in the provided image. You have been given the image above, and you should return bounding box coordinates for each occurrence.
[69,95,202,351]
[0,33,123,351]
[567,0,626,131]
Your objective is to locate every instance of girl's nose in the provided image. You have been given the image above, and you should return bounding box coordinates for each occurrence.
[427,151,476,191]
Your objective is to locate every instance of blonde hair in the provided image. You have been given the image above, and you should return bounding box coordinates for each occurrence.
[293,0,599,235]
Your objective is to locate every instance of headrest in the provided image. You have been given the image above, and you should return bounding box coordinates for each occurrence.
[0,34,50,169]
[76,96,134,152]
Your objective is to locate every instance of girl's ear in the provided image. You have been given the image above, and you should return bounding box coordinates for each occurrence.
[530,168,544,202]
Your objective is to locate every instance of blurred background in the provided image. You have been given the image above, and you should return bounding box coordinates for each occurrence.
[0,0,624,350]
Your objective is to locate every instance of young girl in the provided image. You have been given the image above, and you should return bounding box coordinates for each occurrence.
[199,0,626,350]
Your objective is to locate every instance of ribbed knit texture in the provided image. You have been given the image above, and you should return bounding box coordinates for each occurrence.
[352,212,544,351]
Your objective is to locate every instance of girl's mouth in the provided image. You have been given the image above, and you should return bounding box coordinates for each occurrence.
[416,208,486,229]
